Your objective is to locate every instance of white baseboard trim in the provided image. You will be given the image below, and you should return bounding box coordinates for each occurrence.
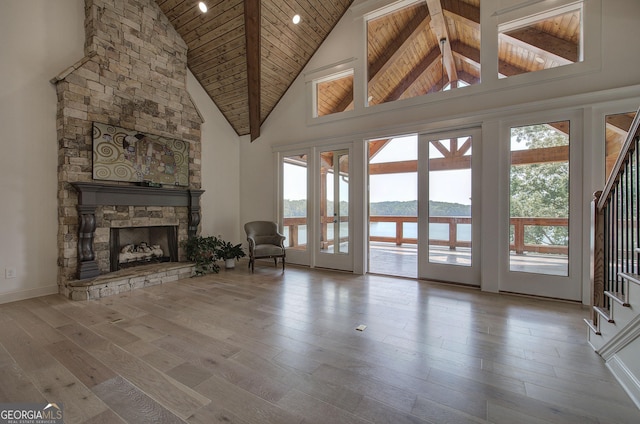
[607,355,640,410]
[598,314,640,360]
[0,285,59,305]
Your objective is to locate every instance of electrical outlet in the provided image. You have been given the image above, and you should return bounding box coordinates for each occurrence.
[5,268,16,279]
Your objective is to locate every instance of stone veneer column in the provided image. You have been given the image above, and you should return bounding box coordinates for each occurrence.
[52,0,203,296]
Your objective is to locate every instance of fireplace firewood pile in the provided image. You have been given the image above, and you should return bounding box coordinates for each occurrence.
[119,242,164,264]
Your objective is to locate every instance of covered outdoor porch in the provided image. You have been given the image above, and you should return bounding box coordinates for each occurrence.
[283,215,569,279]
[368,242,569,279]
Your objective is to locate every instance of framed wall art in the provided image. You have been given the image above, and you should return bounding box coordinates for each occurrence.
[92,122,189,186]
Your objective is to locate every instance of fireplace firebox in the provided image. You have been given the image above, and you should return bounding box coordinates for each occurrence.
[110,226,178,271]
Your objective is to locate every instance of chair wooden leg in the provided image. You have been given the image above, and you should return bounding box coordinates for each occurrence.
[282,257,285,271]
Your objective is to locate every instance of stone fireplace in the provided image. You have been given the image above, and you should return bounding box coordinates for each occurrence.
[52,0,204,299]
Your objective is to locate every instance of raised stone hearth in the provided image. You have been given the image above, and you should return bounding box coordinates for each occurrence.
[68,262,194,301]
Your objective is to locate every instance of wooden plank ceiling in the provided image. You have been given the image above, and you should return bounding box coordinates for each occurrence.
[156,1,580,140]
[155,0,353,139]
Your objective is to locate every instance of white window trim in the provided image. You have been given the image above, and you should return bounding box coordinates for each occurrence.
[312,69,355,118]
[305,59,357,123]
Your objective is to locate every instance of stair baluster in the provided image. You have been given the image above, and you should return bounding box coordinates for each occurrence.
[587,109,640,332]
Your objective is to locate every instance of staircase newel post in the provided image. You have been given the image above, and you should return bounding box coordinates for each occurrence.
[591,190,604,324]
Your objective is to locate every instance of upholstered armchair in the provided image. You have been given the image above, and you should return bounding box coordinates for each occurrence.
[244,221,286,272]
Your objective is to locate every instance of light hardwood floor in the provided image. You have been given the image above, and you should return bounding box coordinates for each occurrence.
[1,263,639,423]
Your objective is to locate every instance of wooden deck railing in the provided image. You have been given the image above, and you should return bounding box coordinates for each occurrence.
[283,216,568,255]
[587,109,640,333]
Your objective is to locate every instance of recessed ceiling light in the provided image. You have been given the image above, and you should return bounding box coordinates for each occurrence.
[535,56,545,64]
[198,2,207,13]
[292,14,301,25]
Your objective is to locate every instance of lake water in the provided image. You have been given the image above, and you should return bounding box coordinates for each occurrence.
[370,222,471,241]
[283,222,472,245]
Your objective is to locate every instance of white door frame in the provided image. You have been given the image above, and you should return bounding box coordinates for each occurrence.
[498,109,583,301]
[313,144,354,271]
[418,127,482,285]
[278,149,312,267]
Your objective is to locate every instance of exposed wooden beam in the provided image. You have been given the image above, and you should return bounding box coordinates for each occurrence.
[369,160,418,174]
[369,14,432,90]
[369,145,568,176]
[498,58,530,77]
[606,113,635,136]
[383,46,440,103]
[511,145,569,165]
[368,6,430,79]
[500,33,573,67]
[451,41,479,67]
[506,27,578,63]
[369,156,472,173]
[457,70,480,86]
[335,91,354,114]
[425,0,458,84]
[245,0,260,141]
[546,121,569,136]
[457,137,471,156]
[429,156,471,171]
[368,139,392,160]
[431,140,452,157]
[442,0,479,24]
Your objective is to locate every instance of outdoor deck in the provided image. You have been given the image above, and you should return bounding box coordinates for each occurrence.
[283,216,570,279]
[368,242,569,279]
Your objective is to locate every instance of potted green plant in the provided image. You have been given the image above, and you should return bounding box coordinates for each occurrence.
[215,240,246,269]
[182,235,222,275]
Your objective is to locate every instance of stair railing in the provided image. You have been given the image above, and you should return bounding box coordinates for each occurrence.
[587,108,640,334]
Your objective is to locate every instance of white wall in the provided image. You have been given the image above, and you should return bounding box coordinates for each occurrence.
[0,1,242,303]
[240,0,640,297]
[189,71,242,243]
[0,0,85,303]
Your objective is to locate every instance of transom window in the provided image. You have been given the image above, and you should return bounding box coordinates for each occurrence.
[365,0,481,107]
[498,3,583,78]
[314,70,354,117]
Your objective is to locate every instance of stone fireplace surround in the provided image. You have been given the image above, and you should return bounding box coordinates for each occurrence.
[72,182,203,279]
[53,0,204,299]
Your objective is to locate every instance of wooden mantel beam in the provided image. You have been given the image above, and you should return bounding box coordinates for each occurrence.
[245,0,261,142]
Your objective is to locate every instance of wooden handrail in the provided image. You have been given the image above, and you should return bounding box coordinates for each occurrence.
[282,215,568,254]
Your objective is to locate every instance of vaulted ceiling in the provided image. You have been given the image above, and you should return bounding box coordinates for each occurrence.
[156,0,353,140]
[156,0,582,141]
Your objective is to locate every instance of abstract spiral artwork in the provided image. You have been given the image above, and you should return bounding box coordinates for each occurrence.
[92,123,189,186]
